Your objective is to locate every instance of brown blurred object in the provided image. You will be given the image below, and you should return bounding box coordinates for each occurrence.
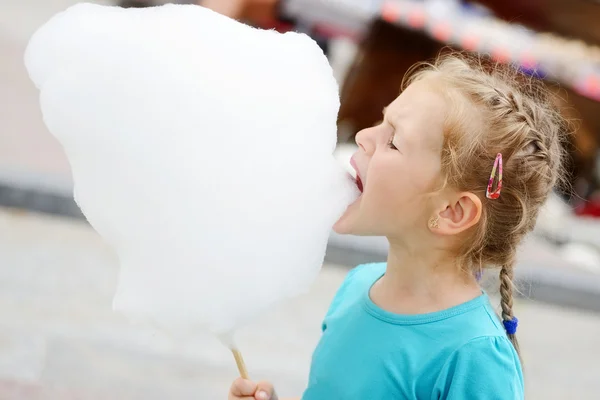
[337,20,442,142]
[547,85,597,194]
[202,0,243,18]
[474,0,600,46]
[240,0,280,26]
[118,0,280,27]
[202,0,279,26]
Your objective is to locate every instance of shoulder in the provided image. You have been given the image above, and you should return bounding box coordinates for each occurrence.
[450,336,522,370]
[323,263,385,321]
[434,336,524,400]
[346,262,386,284]
[335,263,386,298]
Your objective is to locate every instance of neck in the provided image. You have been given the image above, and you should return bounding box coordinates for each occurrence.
[372,237,480,314]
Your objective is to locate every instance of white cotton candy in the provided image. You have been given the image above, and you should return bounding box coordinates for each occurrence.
[25,3,358,338]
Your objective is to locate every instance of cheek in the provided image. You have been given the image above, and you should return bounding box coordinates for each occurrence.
[405,153,442,193]
[363,154,439,219]
[369,155,425,199]
[363,157,414,213]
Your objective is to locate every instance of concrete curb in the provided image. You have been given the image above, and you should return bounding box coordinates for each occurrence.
[2,179,599,314]
[0,182,83,219]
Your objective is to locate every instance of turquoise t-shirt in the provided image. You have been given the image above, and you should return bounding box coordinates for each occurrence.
[302,263,524,400]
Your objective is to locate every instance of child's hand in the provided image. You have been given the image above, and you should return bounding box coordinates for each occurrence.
[228,377,277,400]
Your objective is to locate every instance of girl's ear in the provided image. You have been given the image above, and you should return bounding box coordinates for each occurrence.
[433,192,482,235]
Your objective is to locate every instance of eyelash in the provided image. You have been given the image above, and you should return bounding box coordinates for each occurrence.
[387,134,398,150]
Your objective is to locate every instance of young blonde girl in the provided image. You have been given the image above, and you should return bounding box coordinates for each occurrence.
[229,52,567,400]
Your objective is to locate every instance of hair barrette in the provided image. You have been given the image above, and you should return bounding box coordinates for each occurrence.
[486,153,503,200]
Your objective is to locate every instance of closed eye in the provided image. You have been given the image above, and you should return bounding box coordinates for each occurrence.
[383,107,402,152]
[388,133,399,150]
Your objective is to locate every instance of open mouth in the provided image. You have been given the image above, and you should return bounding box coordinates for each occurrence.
[350,156,364,194]
[356,174,363,193]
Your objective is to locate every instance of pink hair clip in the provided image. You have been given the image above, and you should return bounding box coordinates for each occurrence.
[486,153,503,200]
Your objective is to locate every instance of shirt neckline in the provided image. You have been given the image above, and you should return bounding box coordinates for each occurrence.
[362,270,489,325]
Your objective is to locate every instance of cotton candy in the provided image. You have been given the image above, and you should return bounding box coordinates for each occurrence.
[25,3,358,338]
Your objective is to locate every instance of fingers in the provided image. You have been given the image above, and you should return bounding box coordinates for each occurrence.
[230,378,258,397]
[229,378,277,400]
[255,381,276,400]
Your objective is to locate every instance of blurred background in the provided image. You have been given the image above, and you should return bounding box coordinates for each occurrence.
[1,0,600,398]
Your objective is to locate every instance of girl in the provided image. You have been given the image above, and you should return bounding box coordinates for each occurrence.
[229,53,567,400]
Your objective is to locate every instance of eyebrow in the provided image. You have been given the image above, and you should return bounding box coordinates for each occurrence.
[383,107,399,129]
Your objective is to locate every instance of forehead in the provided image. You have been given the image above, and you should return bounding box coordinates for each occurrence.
[387,79,447,150]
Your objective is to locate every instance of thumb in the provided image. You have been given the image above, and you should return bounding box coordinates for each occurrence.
[254,381,276,400]
[230,378,258,397]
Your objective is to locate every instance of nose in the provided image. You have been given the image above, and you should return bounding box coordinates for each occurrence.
[355,126,375,155]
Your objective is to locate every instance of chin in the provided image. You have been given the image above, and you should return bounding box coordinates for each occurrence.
[333,221,350,235]
[333,215,369,236]
[334,225,376,236]
[334,213,386,236]
[333,213,354,235]
[334,193,364,234]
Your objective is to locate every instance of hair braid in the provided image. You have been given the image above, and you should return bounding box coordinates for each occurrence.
[500,261,521,358]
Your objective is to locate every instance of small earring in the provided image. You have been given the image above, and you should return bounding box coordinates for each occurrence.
[429,216,439,229]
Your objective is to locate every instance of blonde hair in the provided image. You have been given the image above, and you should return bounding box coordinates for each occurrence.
[403,52,569,357]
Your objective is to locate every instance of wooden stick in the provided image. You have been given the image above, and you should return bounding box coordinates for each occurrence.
[231,348,249,379]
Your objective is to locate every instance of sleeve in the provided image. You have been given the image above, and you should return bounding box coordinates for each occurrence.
[432,336,524,400]
[321,264,366,332]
